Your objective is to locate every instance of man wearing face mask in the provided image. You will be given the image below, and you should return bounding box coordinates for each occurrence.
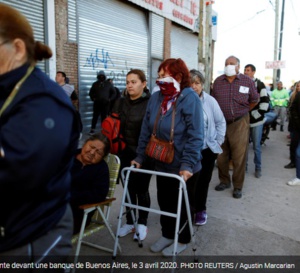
[89,70,116,135]
[211,56,259,198]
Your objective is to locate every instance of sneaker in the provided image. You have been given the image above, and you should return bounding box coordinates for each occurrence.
[162,243,187,257]
[255,169,262,178]
[133,224,148,241]
[118,224,135,237]
[287,178,300,186]
[215,183,230,191]
[195,211,207,226]
[89,129,95,136]
[150,237,174,253]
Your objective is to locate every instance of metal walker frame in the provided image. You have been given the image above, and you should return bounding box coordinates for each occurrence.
[112,166,197,269]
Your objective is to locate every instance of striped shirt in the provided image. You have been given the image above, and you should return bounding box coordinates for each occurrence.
[211,73,259,122]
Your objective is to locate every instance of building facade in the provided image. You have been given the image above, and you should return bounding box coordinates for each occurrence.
[1,0,216,133]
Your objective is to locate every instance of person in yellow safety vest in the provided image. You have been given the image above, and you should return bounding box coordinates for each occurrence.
[270,81,290,131]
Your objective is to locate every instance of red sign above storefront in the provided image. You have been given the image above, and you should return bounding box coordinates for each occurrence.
[128,0,200,31]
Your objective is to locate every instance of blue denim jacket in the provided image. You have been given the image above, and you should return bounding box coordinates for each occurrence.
[135,87,204,174]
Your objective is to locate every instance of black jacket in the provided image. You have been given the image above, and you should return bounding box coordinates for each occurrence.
[289,92,300,132]
[70,149,109,206]
[113,91,151,155]
[89,80,116,103]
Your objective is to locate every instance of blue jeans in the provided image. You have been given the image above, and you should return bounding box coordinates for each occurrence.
[264,111,277,125]
[250,124,263,170]
[296,140,300,178]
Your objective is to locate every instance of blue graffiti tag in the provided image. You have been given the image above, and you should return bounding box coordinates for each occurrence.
[84,48,115,70]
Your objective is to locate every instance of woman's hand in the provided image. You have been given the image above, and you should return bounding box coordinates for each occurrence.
[130,160,141,169]
[179,170,193,182]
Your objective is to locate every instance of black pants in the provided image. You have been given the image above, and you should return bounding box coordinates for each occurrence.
[91,100,109,129]
[194,148,218,212]
[290,131,300,164]
[71,205,93,235]
[120,149,154,226]
[157,171,200,244]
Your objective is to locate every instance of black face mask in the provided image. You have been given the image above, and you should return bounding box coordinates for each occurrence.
[98,76,105,81]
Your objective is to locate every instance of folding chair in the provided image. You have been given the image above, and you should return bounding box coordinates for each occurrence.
[72,154,122,264]
[112,166,196,273]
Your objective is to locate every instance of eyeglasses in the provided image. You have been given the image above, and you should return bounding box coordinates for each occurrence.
[0,40,9,47]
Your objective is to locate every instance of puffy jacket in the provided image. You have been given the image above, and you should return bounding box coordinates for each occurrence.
[117,91,151,154]
[0,64,80,251]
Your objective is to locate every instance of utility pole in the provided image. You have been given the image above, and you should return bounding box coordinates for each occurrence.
[276,0,285,81]
[198,0,205,74]
[198,0,213,93]
[273,0,280,88]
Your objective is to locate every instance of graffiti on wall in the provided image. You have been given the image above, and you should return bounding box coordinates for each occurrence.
[84,48,134,88]
[84,48,115,70]
[83,48,130,88]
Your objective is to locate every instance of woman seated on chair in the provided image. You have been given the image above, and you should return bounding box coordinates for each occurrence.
[70,133,110,234]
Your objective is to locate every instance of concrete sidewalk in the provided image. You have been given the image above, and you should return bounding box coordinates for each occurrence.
[74,129,300,266]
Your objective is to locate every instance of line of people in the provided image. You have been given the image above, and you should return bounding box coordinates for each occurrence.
[54,56,300,256]
[117,55,275,256]
[61,57,300,261]
[2,4,299,263]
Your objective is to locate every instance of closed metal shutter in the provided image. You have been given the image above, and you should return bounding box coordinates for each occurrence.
[77,0,149,133]
[0,0,46,72]
[67,0,77,42]
[150,13,164,90]
[171,25,198,71]
[151,13,164,60]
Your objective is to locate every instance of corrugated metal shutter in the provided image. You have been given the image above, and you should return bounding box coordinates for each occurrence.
[0,0,46,72]
[150,13,164,90]
[171,25,198,71]
[77,0,149,133]
[67,0,77,42]
[151,13,164,60]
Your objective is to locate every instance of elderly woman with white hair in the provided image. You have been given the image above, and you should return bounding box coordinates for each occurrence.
[190,69,226,226]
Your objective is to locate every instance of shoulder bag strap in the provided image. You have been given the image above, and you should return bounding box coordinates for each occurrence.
[152,103,176,143]
[152,106,161,136]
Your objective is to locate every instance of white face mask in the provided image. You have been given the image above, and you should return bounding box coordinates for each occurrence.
[224,65,237,76]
